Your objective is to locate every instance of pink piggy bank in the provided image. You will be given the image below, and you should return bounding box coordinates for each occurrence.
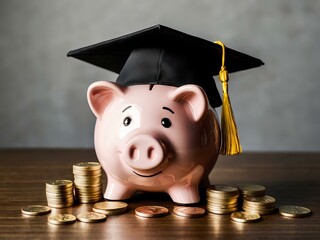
[68,25,263,204]
[88,82,220,204]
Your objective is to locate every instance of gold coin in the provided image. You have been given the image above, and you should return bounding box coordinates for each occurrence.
[242,206,275,215]
[93,207,127,216]
[243,205,275,211]
[173,206,206,218]
[207,185,239,196]
[230,211,261,223]
[206,193,239,200]
[244,195,276,206]
[207,197,238,205]
[46,194,74,201]
[73,162,101,171]
[94,201,128,211]
[74,173,102,179]
[207,207,238,215]
[73,170,101,176]
[77,212,106,223]
[237,184,265,196]
[279,205,311,218]
[74,179,102,185]
[21,205,51,216]
[135,206,169,218]
[48,214,76,225]
[207,202,238,209]
[45,188,74,195]
[46,180,73,189]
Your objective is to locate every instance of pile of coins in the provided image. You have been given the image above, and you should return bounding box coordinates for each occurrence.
[46,180,74,208]
[242,195,276,215]
[206,184,239,214]
[73,162,103,203]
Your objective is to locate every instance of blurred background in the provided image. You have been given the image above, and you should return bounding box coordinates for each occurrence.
[0,0,319,151]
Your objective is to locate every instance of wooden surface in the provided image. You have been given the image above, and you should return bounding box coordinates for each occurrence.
[0,149,319,240]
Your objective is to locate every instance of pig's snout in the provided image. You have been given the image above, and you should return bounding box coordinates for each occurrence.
[123,134,165,171]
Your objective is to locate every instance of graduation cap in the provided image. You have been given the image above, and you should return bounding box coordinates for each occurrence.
[67,24,264,155]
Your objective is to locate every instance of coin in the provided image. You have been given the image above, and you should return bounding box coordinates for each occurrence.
[207,197,238,205]
[48,214,77,225]
[207,185,239,196]
[135,206,169,218]
[73,169,101,176]
[21,205,51,216]
[237,184,266,195]
[242,207,275,215]
[94,201,128,211]
[244,195,276,206]
[46,180,73,189]
[207,202,238,209]
[93,207,127,216]
[73,162,101,171]
[279,205,311,218]
[207,206,238,215]
[173,206,206,218]
[230,211,261,223]
[77,212,106,223]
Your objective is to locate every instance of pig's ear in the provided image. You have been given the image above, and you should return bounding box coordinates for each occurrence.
[169,85,208,122]
[87,81,125,118]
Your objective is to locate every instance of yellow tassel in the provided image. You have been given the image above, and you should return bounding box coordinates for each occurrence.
[214,41,242,155]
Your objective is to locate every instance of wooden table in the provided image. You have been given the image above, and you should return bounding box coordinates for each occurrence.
[0,149,319,239]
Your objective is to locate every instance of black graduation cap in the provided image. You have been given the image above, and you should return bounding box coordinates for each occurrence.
[67,24,264,108]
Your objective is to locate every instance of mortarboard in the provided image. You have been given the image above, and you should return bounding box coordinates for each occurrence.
[67,24,263,108]
[67,25,264,155]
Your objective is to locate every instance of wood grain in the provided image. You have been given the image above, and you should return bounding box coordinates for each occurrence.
[0,149,319,240]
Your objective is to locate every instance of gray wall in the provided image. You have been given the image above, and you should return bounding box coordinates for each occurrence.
[1,0,320,151]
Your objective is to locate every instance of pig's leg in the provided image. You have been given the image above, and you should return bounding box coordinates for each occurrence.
[167,165,204,204]
[104,176,136,200]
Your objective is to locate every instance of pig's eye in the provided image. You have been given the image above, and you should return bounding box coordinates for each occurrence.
[123,117,132,126]
[161,118,172,128]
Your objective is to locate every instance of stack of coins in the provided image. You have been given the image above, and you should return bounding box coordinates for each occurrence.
[206,184,239,215]
[242,195,276,215]
[73,162,103,203]
[46,180,74,208]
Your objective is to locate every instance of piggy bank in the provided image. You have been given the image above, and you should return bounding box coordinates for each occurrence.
[88,81,220,204]
[68,25,263,204]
